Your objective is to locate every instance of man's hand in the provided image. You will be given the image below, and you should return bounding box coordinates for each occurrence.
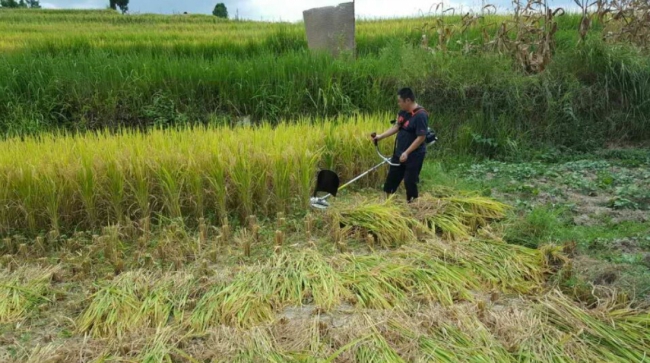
[400,152,408,163]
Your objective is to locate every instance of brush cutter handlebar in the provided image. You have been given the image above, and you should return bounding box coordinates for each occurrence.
[370,132,400,167]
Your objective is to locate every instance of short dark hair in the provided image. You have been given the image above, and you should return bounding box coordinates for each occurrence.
[398,88,415,102]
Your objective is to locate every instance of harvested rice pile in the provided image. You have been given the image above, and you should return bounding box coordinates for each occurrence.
[1,194,649,362]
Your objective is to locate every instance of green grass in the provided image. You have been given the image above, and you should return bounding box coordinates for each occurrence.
[440,148,650,299]
[0,9,649,157]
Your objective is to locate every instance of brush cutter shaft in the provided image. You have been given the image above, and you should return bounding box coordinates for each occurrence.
[315,160,388,202]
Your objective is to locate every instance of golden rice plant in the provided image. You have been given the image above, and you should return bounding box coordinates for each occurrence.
[337,250,479,309]
[136,326,193,363]
[411,193,510,240]
[77,270,193,338]
[540,290,650,362]
[0,116,388,234]
[0,266,56,323]
[190,274,272,330]
[326,195,421,247]
[191,249,348,330]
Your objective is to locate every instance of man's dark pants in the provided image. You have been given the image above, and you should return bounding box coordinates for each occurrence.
[383,152,425,202]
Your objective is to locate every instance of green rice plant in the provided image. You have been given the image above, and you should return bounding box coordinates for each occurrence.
[0,266,55,323]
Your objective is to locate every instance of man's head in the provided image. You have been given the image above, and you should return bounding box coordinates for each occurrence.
[397,88,416,111]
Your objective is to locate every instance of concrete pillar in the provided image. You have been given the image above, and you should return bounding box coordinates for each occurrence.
[303,2,356,57]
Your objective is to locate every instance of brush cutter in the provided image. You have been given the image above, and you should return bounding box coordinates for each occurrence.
[309,126,437,210]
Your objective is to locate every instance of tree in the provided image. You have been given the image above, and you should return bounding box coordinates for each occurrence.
[212,3,228,18]
[0,0,20,7]
[109,0,128,14]
[1,0,40,7]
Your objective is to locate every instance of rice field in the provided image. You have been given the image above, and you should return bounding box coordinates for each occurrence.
[2,5,650,362]
[0,115,399,234]
[1,192,649,362]
[1,7,649,151]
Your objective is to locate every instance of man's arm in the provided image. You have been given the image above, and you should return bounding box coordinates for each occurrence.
[374,124,399,141]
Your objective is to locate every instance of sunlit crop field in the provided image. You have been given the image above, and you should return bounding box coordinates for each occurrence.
[1,5,650,362]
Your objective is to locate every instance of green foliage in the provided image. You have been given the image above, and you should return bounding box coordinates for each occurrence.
[0,10,649,157]
[108,0,128,14]
[212,2,227,18]
[505,206,564,248]
[0,0,40,8]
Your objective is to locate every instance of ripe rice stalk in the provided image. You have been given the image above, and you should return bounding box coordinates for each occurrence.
[127,157,152,220]
[186,157,206,220]
[75,154,100,228]
[0,266,56,323]
[294,147,321,210]
[199,218,208,246]
[410,193,510,240]
[154,161,185,221]
[269,250,348,310]
[13,166,40,233]
[190,275,272,330]
[540,290,650,361]
[77,270,193,338]
[0,175,10,234]
[354,332,406,363]
[395,246,478,304]
[230,327,303,363]
[104,158,126,224]
[230,144,256,220]
[131,325,199,363]
[0,118,391,232]
[77,271,144,338]
[327,195,420,248]
[453,238,544,293]
[39,172,66,234]
[191,250,348,330]
[204,147,228,222]
[338,254,410,309]
[272,152,293,215]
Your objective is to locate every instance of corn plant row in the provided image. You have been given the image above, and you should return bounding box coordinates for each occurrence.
[0,115,393,234]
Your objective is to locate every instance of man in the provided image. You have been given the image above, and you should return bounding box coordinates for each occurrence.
[372,88,428,203]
